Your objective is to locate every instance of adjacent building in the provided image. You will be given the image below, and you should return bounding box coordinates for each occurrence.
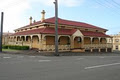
[2,32,13,45]
[111,32,120,51]
[8,10,112,52]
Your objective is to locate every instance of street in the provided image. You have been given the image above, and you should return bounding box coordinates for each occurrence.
[0,53,120,80]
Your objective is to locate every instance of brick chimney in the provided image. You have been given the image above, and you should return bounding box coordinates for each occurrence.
[29,16,33,24]
[41,10,45,22]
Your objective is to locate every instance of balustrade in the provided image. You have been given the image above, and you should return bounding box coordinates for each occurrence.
[84,43,112,49]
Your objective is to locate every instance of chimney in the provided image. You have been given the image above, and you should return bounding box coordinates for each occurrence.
[41,10,45,22]
[29,16,33,24]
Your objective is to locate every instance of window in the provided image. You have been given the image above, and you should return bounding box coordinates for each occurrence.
[67,37,70,45]
[96,30,98,32]
[115,39,119,42]
[78,37,81,43]
[58,38,60,44]
[35,26,39,28]
[26,37,28,41]
[85,29,88,31]
[116,45,118,50]
[109,39,111,42]
[61,26,65,28]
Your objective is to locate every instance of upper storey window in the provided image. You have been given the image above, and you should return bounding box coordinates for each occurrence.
[85,29,88,31]
[61,26,65,28]
[115,39,119,42]
[35,26,39,28]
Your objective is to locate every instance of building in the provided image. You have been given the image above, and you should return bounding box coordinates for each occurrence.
[2,32,13,45]
[111,32,120,51]
[8,10,112,52]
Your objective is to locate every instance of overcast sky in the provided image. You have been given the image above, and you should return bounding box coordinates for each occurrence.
[0,0,120,35]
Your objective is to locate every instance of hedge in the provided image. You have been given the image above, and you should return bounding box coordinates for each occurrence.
[2,45,29,50]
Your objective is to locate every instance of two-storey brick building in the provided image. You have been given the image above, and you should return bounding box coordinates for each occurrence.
[8,10,112,52]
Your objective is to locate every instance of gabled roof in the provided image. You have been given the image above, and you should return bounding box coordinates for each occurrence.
[81,31,110,37]
[13,27,77,36]
[15,17,107,31]
[13,27,109,37]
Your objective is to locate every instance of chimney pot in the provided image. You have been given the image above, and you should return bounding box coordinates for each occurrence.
[41,10,45,22]
[29,16,33,24]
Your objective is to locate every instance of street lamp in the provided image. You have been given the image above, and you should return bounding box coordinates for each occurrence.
[0,12,4,52]
[54,0,59,56]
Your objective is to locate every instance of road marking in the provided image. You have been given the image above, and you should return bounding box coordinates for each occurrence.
[17,56,24,58]
[85,63,120,69]
[38,60,51,62]
[29,56,36,58]
[99,57,105,58]
[76,58,84,60]
[3,57,11,59]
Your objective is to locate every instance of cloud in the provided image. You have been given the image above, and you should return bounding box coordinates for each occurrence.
[0,0,85,32]
[0,0,30,32]
[29,0,85,7]
[59,0,84,7]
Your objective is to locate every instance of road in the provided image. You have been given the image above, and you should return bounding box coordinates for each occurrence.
[0,53,120,80]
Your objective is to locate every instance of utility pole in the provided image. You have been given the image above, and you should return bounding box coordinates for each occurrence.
[54,0,59,56]
[0,12,4,52]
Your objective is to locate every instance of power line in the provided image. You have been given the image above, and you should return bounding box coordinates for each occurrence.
[94,0,120,15]
[104,0,120,9]
[111,0,120,7]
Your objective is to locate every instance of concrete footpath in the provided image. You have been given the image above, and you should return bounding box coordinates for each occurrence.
[1,50,120,56]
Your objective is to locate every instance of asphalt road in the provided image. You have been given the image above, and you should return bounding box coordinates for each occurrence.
[0,53,120,80]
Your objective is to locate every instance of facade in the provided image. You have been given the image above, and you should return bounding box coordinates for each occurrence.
[8,10,112,52]
[111,33,120,51]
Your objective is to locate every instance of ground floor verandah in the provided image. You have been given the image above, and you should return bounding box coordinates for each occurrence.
[8,33,112,52]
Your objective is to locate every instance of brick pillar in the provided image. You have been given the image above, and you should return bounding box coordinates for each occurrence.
[106,48,108,52]
[91,48,93,52]
[38,34,42,51]
[90,37,93,52]
[70,36,74,49]
[30,35,32,49]
[98,37,101,52]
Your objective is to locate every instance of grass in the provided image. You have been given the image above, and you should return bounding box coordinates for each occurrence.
[2,49,19,51]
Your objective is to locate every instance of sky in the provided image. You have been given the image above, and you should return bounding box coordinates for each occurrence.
[0,0,120,35]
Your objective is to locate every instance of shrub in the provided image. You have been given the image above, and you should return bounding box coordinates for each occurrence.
[2,45,29,50]
[2,45,9,49]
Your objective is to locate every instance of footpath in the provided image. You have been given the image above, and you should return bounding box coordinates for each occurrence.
[1,50,120,56]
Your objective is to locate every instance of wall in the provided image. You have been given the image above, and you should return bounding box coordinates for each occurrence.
[84,37,91,44]
[59,36,69,45]
[46,36,55,45]
[32,36,39,48]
